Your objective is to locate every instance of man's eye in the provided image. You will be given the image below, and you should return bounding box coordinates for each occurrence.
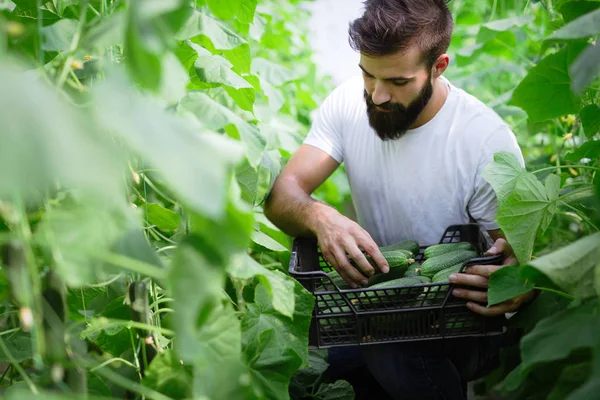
[393,81,408,87]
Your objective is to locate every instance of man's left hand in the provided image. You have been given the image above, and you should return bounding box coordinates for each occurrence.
[448,238,536,317]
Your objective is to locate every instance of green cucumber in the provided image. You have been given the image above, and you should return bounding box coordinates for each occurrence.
[367,266,407,286]
[405,262,422,277]
[421,250,477,278]
[424,242,475,259]
[432,264,464,283]
[379,240,420,255]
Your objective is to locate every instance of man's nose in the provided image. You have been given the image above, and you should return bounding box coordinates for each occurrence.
[372,81,392,105]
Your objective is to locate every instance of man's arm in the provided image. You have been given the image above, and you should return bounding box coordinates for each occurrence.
[264,144,389,288]
[263,144,339,238]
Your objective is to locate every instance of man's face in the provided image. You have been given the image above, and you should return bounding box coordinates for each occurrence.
[360,46,434,140]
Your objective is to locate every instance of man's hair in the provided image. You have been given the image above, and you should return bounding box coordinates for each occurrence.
[348,0,454,68]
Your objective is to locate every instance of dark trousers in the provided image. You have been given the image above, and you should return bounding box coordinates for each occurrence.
[326,331,518,400]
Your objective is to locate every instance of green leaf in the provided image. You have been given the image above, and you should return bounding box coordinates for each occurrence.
[125,2,162,92]
[548,8,600,40]
[251,57,295,87]
[483,152,560,264]
[477,15,533,42]
[515,303,599,384]
[145,203,181,231]
[241,282,314,399]
[177,9,246,49]
[0,334,33,363]
[313,380,355,400]
[168,237,227,363]
[488,266,535,306]
[179,91,266,167]
[0,62,126,204]
[251,230,288,252]
[568,336,600,400]
[189,188,254,261]
[242,281,314,372]
[527,233,600,298]
[509,46,582,122]
[206,0,257,23]
[547,363,591,400]
[34,201,140,287]
[235,159,258,204]
[581,105,600,137]
[40,18,78,51]
[565,140,600,162]
[559,1,600,23]
[142,350,193,399]
[228,253,296,318]
[93,70,244,219]
[570,42,600,94]
[80,317,132,356]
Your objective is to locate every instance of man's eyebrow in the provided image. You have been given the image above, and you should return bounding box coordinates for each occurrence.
[358,64,412,81]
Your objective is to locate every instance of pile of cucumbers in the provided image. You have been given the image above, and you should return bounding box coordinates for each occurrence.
[326,239,478,292]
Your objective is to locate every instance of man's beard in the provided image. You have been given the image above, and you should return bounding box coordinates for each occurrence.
[364,77,434,141]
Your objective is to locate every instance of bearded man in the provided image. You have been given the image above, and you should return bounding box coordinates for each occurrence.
[264,1,536,398]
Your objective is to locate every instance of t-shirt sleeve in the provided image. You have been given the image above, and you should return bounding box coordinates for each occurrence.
[302,87,345,163]
[468,125,525,230]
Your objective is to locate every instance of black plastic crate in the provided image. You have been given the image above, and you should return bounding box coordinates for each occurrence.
[289,223,507,348]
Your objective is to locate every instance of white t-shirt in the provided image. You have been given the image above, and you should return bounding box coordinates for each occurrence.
[303,75,524,246]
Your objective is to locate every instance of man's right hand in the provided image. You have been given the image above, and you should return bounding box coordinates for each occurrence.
[313,206,389,288]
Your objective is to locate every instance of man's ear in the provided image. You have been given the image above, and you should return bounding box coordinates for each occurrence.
[432,53,449,78]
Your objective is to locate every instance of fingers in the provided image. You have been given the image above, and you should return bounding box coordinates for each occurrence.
[449,272,489,288]
[345,242,376,277]
[452,288,488,303]
[357,237,389,273]
[463,264,502,279]
[328,246,369,288]
[485,238,507,255]
[466,291,536,317]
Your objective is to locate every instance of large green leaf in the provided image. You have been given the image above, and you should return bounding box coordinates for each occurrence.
[179,91,266,167]
[477,15,533,42]
[511,303,599,385]
[251,230,288,252]
[228,253,295,318]
[242,282,314,399]
[40,18,78,51]
[0,62,126,204]
[251,57,295,87]
[559,0,600,23]
[565,140,600,162]
[176,9,246,49]
[509,46,582,122]
[547,363,591,400]
[206,0,257,23]
[34,201,145,287]
[580,105,600,137]
[93,71,244,219]
[548,8,600,39]
[141,350,193,399]
[570,42,600,94]
[144,203,181,231]
[0,334,33,363]
[526,233,600,298]
[125,1,162,92]
[168,237,227,364]
[488,266,535,306]
[313,380,355,400]
[568,336,600,400]
[482,152,560,264]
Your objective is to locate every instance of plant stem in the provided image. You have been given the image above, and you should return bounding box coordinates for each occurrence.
[56,0,89,88]
[533,286,575,300]
[533,165,600,175]
[90,357,138,372]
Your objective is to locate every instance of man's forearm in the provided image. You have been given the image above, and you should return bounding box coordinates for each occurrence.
[263,179,332,238]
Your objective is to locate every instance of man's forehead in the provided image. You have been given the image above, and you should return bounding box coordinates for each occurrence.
[359,46,424,76]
